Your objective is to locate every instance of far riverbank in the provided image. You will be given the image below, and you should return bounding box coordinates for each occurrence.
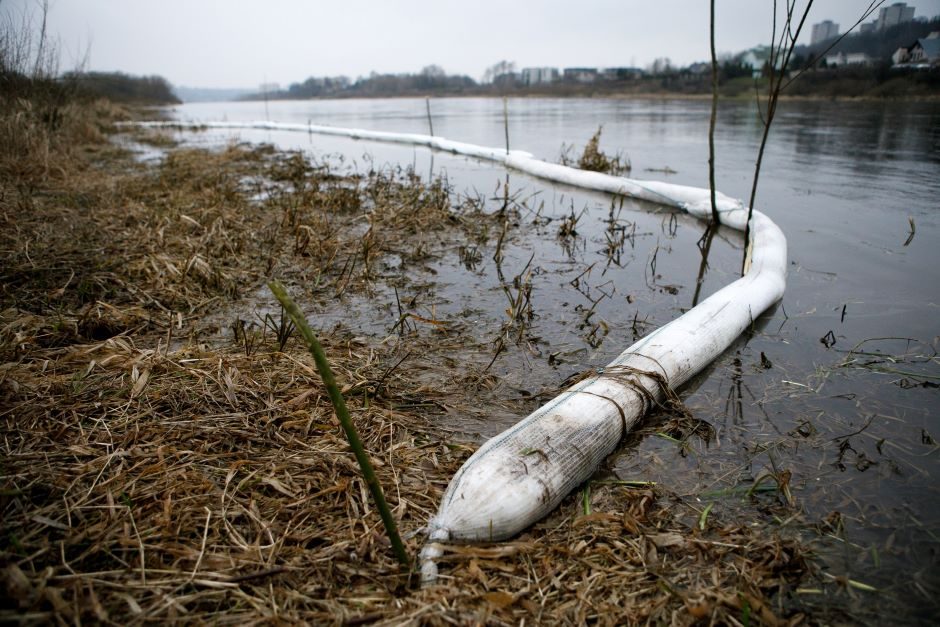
[238,68,940,103]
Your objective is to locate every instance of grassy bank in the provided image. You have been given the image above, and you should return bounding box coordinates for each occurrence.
[0,89,822,624]
[247,69,940,103]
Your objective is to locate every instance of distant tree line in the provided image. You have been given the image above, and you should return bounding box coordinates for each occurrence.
[64,72,180,104]
[261,65,478,100]
[282,75,351,98]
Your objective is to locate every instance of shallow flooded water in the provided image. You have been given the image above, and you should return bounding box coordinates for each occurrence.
[163,97,939,622]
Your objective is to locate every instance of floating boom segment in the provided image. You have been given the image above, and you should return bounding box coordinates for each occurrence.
[132,119,754,214]
[420,208,785,582]
[132,119,787,583]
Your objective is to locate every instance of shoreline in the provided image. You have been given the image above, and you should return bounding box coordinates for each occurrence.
[3,94,936,624]
[233,71,940,104]
[235,89,940,104]
[1,98,817,625]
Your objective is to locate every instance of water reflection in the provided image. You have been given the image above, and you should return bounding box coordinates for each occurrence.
[168,97,940,622]
[691,223,716,308]
[787,101,940,169]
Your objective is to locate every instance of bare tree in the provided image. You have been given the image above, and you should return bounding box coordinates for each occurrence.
[742,0,885,270]
[482,60,516,84]
[32,0,48,77]
[746,0,814,221]
[782,2,886,90]
[648,57,673,76]
[420,64,446,79]
[1,0,60,79]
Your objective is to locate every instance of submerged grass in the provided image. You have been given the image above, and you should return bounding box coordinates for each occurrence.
[0,96,826,624]
[560,126,632,177]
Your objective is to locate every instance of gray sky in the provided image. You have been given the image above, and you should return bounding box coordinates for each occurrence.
[14,0,940,88]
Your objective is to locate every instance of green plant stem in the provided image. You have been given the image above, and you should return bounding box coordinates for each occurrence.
[268,280,410,568]
[699,502,714,530]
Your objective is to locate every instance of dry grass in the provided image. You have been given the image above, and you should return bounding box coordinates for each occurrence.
[0,327,809,625]
[560,126,631,177]
[0,98,814,625]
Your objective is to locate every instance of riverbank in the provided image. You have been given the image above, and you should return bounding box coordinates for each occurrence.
[242,69,940,104]
[0,94,828,624]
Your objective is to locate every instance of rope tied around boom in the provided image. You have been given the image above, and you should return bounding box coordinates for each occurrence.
[557,360,710,443]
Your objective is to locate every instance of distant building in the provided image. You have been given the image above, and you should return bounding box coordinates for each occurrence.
[811,20,840,45]
[600,67,643,80]
[738,46,782,77]
[909,33,940,64]
[493,72,520,86]
[520,67,559,85]
[684,62,711,76]
[824,52,874,66]
[258,82,280,93]
[892,45,912,65]
[859,22,876,34]
[893,32,940,66]
[563,67,598,83]
[876,2,915,31]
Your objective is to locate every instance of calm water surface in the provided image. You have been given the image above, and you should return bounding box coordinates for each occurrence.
[165,97,939,622]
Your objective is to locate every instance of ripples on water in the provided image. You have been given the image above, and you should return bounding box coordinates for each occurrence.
[166,97,939,621]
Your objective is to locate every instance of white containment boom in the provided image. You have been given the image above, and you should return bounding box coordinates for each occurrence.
[131,120,787,583]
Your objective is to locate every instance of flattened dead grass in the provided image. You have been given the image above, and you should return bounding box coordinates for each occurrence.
[1,101,812,625]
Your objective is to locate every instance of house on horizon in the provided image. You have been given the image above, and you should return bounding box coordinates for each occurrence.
[910,32,940,64]
[563,67,598,83]
[600,67,644,80]
[520,67,559,85]
[892,44,911,65]
[493,71,520,86]
[737,46,783,77]
[824,52,874,67]
[684,62,711,75]
[893,31,940,66]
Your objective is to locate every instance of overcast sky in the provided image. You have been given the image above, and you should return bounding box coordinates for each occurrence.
[11,0,940,88]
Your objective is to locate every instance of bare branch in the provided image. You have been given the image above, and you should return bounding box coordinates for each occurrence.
[782,0,886,90]
[32,0,48,78]
[708,0,719,223]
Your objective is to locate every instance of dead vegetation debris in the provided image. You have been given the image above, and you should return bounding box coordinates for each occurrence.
[560,126,632,177]
[0,100,817,624]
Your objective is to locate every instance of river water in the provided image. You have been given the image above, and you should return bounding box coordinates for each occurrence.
[163,97,939,622]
